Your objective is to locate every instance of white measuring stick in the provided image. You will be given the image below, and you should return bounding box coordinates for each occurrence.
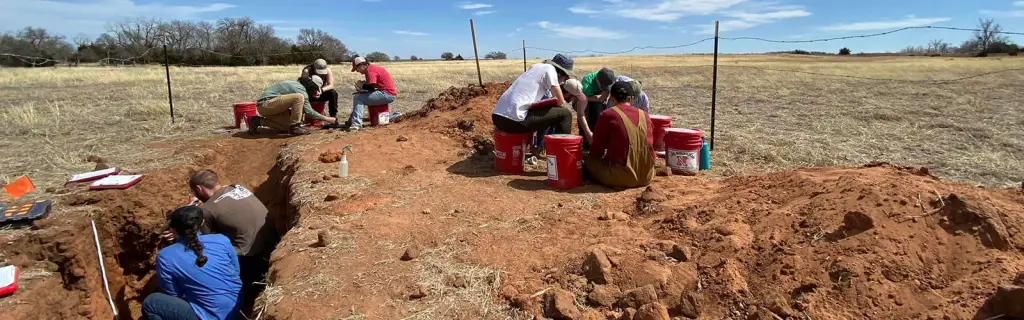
[90,219,120,320]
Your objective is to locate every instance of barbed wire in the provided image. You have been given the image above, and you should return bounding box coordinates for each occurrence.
[720,26,1024,44]
[524,38,716,55]
[721,65,1024,82]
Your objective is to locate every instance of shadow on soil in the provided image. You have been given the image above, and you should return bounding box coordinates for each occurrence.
[446,152,545,178]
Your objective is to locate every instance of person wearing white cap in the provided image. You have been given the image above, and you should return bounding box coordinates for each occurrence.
[301,59,340,119]
[347,56,398,131]
[250,75,340,136]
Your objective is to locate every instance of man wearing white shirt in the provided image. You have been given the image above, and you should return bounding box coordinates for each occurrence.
[491,54,577,155]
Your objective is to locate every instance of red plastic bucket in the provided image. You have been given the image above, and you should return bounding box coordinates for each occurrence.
[369,104,390,126]
[306,102,327,126]
[664,128,702,176]
[544,134,584,190]
[233,102,257,129]
[649,115,672,154]
[494,130,533,174]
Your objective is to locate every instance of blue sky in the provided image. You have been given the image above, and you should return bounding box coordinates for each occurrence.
[2,0,1023,58]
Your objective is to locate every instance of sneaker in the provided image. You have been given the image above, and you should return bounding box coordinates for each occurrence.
[347,126,361,132]
[322,122,343,130]
[247,116,262,135]
[290,125,312,136]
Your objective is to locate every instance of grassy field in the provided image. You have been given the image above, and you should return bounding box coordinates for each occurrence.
[1,54,1022,195]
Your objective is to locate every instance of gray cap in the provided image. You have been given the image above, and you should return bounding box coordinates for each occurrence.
[312,59,329,75]
[310,75,324,89]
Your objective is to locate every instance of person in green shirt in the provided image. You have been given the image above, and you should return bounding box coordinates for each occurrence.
[251,76,339,136]
[579,68,616,148]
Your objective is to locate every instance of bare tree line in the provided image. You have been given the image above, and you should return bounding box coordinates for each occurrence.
[901,19,1020,56]
[0,17,353,67]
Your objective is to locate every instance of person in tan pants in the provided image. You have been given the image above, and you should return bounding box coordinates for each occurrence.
[253,76,338,135]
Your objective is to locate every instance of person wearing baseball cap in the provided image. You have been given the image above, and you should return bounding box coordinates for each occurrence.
[578,67,616,148]
[493,54,576,156]
[346,56,398,131]
[250,75,340,136]
[301,59,341,120]
[581,80,655,188]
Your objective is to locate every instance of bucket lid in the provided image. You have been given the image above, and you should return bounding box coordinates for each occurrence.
[546,134,582,141]
[665,128,702,136]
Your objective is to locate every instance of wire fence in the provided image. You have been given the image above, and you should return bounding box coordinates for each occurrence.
[2,23,1023,141]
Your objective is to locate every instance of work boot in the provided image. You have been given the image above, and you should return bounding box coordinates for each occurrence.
[247,116,262,135]
[289,124,311,136]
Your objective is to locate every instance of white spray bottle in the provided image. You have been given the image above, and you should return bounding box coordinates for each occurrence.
[338,145,353,178]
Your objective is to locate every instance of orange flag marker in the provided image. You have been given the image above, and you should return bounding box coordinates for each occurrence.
[3,176,36,199]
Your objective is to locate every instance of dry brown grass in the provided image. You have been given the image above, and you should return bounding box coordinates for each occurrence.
[0,54,1022,195]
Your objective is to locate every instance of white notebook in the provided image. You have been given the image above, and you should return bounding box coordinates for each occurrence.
[90,175,143,188]
[68,167,119,183]
[0,265,15,288]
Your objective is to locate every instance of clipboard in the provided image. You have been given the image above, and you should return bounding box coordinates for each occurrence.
[67,167,121,183]
[89,175,144,190]
[0,265,18,297]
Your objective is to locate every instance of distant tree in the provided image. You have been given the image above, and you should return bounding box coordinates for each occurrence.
[454,54,464,60]
[484,51,507,59]
[838,47,851,55]
[294,28,349,64]
[985,41,1021,55]
[410,55,420,60]
[441,52,454,60]
[973,18,1009,53]
[365,51,391,62]
[393,55,401,61]
[927,39,953,54]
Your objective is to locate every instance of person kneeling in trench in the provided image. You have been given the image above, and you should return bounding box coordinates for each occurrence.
[579,80,655,189]
[252,75,340,136]
[145,206,242,320]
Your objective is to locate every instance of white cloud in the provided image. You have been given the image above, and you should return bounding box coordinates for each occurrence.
[457,2,493,10]
[0,0,235,36]
[536,21,626,39]
[475,11,496,15]
[821,17,951,31]
[394,30,429,36]
[568,0,809,34]
[569,6,601,14]
[1016,1,1024,7]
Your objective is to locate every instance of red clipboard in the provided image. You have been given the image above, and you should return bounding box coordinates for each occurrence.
[0,265,18,297]
[89,175,144,190]
[67,167,121,184]
[529,98,559,109]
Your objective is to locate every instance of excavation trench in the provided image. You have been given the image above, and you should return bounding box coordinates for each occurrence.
[3,139,301,319]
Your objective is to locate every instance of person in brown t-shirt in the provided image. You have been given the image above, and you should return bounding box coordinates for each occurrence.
[187,170,277,312]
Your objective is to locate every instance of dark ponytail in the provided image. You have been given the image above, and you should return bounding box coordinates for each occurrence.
[169,206,208,267]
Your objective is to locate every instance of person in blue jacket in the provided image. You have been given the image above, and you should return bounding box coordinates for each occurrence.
[144,206,242,320]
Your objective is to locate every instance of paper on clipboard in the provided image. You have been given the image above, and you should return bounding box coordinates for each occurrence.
[90,175,143,189]
[68,167,120,183]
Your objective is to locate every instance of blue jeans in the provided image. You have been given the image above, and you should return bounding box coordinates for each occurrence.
[534,90,555,150]
[349,91,397,128]
[143,293,199,320]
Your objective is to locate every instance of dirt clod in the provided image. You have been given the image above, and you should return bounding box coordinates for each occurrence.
[401,246,421,261]
[422,209,432,215]
[86,155,106,163]
[981,285,1024,317]
[668,244,693,262]
[314,230,331,247]
[322,175,332,181]
[446,274,468,288]
[765,295,794,317]
[617,285,659,309]
[636,186,667,214]
[588,284,622,307]
[674,292,700,318]
[94,162,111,170]
[397,135,409,142]
[45,187,58,193]
[634,302,670,320]
[324,194,341,202]
[456,119,476,132]
[319,149,342,163]
[600,211,631,222]
[408,284,429,300]
[583,249,614,284]
[544,288,581,320]
[470,134,494,155]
